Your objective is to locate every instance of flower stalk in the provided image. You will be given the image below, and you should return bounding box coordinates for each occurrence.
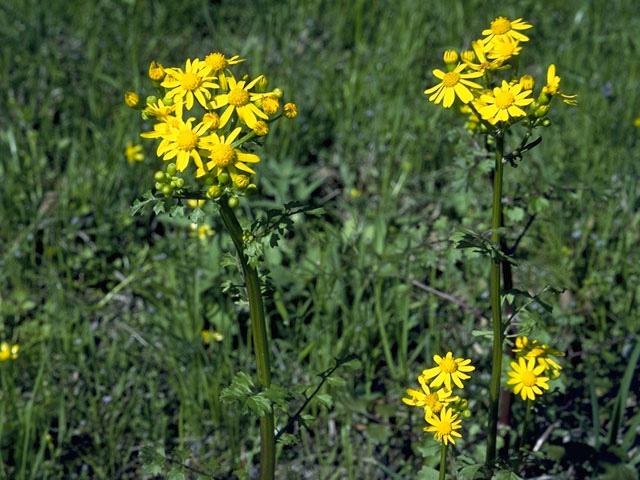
[486,133,504,467]
[439,442,448,480]
[218,200,275,480]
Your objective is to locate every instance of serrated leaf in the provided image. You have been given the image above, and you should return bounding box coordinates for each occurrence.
[459,464,484,479]
[220,372,255,404]
[278,433,299,446]
[247,394,272,417]
[153,200,166,215]
[263,384,289,407]
[189,206,205,223]
[167,468,186,480]
[417,465,440,480]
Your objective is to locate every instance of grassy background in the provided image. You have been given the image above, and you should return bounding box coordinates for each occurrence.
[1,0,639,478]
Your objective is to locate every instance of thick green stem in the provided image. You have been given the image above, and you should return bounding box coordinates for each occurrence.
[219,201,275,480]
[485,134,504,468]
[439,442,448,480]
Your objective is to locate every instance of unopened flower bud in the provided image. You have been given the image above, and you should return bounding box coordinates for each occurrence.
[535,105,550,118]
[227,196,239,208]
[154,171,166,182]
[166,163,177,176]
[542,118,551,127]
[245,184,258,196]
[253,120,269,136]
[234,175,250,189]
[255,75,268,93]
[207,185,222,198]
[161,184,174,196]
[462,409,472,419]
[124,91,143,109]
[443,49,459,67]
[217,171,230,184]
[148,61,165,81]
[461,50,475,63]
[272,87,284,99]
[537,92,550,106]
[203,112,220,130]
[519,75,535,91]
[146,95,158,106]
[283,102,298,119]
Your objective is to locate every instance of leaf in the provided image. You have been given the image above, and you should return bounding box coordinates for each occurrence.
[168,204,185,218]
[326,376,347,388]
[167,468,186,480]
[153,200,166,215]
[417,466,440,480]
[278,433,299,446]
[189,206,205,223]
[246,394,272,417]
[315,394,333,409]
[263,384,289,408]
[458,464,484,479]
[220,372,255,404]
[493,470,523,480]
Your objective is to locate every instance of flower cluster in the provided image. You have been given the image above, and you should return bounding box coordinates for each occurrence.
[126,53,297,203]
[506,335,563,401]
[403,352,474,445]
[424,16,576,131]
[0,342,19,362]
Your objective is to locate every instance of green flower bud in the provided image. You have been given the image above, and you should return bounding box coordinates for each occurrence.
[217,171,230,184]
[174,177,184,188]
[161,96,174,106]
[227,196,239,208]
[146,95,158,106]
[272,87,284,99]
[154,171,166,182]
[155,182,163,190]
[462,409,472,419]
[537,92,550,106]
[245,184,258,196]
[166,163,177,176]
[542,119,551,127]
[141,112,150,121]
[457,398,469,410]
[161,184,173,196]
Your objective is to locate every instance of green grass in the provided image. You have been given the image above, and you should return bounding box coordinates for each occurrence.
[1,0,639,478]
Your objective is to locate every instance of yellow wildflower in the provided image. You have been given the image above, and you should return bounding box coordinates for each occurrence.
[141,117,209,172]
[125,142,144,164]
[542,64,577,105]
[201,329,223,344]
[0,342,19,361]
[479,80,533,124]
[261,96,280,115]
[424,407,463,445]
[212,74,269,128]
[143,99,175,121]
[486,37,522,63]
[190,223,215,240]
[253,120,269,136]
[422,352,475,390]
[402,374,458,418]
[482,16,533,47]
[148,61,165,81]
[162,58,218,116]
[203,52,244,88]
[283,102,298,119]
[506,357,550,401]
[198,127,260,183]
[424,63,483,108]
[124,91,141,109]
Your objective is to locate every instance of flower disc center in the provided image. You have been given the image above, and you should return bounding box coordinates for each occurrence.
[491,17,511,35]
[176,130,199,150]
[180,73,201,91]
[228,88,250,106]
[210,143,236,167]
[442,72,460,87]
[495,91,515,109]
[206,53,228,72]
[521,371,537,387]
[440,358,457,373]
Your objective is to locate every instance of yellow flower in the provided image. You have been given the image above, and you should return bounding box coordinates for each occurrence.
[124,91,141,109]
[424,407,463,445]
[0,342,19,361]
[424,63,483,108]
[261,95,280,115]
[443,49,459,66]
[519,75,535,91]
[542,64,577,105]
[422,352,475,390]
[402,375,458,417]
[125,142,144,164]
[148,61,165,81]
[203,52,244,89]
[162,59,219,116]
[141,117,209,172]
[202,111,221,130]
[198,127,260,182]
[143,99,175,121]
[506,357,550,401]
[283,102,298,119]
[486,37,522,63]
[513,336,563,376]
[479,80,533,124]
[190,223,215,240]
[482,16,532,47]
[212,74,269,128]
[201,329,223,344]
[463,40,506,72]
[253,120,269,136]
[634,117,640,128]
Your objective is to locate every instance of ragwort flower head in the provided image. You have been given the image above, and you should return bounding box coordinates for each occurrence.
[507,356,550,401]
[542,64,578,105]
[203,52,244,88]
[482,16,532,47]
[162,58,218,116]
[463,40,507,73]
[199,127,260,182]
[424,63,483,108]
[212,74,269,128]
[479,80,533,124]
[486,37,522,63]
[424,406,463,445]
[0,342,19,361]
[402,375,458,417]
[141,116,209,172]
[514,336,563,376]
[422,352,475,390]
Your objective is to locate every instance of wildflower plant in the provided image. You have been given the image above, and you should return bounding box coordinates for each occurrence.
[407,15,574,479]
[126,52,299,480]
